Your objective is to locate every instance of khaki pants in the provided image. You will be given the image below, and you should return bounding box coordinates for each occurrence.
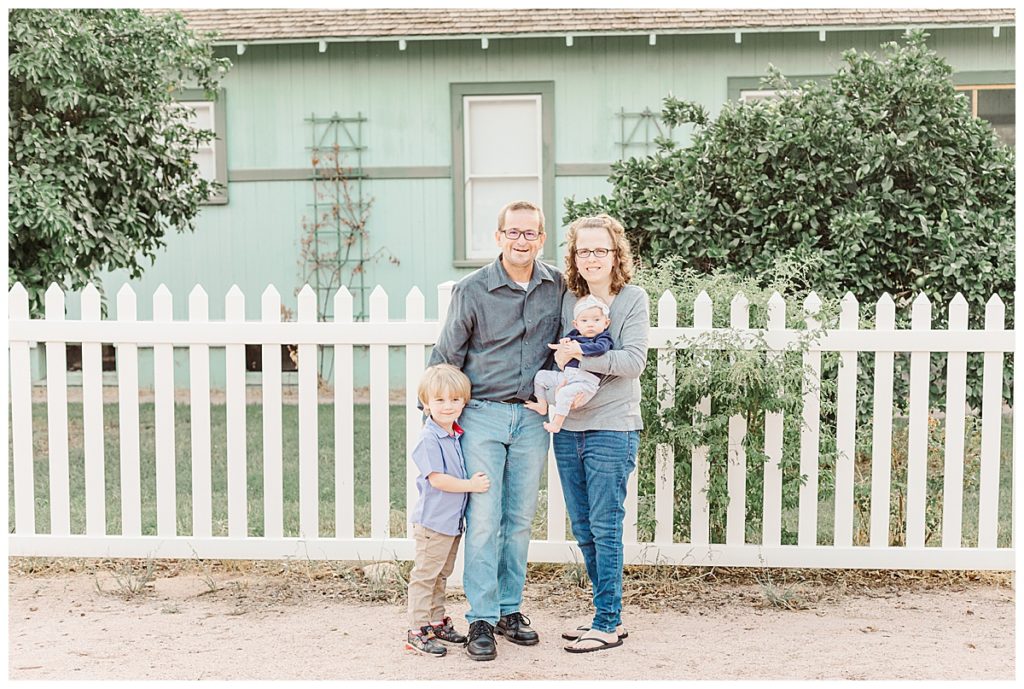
[407,523,461,629]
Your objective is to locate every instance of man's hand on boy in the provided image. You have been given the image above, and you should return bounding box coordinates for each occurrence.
[467,472,491,493]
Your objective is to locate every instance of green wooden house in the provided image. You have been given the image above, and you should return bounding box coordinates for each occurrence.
[40,8,1016,387]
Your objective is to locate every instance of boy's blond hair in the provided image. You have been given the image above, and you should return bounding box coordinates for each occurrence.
[418,363,472,408]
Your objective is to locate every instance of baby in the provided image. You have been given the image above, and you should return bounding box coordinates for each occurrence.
[526,294,612,433]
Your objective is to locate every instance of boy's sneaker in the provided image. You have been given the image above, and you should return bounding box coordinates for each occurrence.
[406,626,447,657]
[430,616,468,645]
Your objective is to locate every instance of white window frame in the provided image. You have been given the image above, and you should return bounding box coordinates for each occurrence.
[462,94,544,262]
[175,89,228,205]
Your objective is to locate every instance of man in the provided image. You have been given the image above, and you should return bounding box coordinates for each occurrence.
[428,200,565,661]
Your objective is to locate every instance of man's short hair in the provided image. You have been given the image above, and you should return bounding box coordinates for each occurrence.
[497,200,545,234]
[418,363,472,407]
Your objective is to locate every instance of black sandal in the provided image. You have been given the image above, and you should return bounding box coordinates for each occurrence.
[563,633,623,654]
[561,625,628,641]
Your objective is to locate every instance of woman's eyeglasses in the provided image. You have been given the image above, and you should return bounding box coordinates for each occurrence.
[500,229,542,241]
[575,248,615,258]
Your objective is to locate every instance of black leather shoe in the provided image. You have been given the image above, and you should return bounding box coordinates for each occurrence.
[465,620,497,661]
[495,612,539,646]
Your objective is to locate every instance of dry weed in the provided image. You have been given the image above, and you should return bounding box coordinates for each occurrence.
[9,556,1012,614]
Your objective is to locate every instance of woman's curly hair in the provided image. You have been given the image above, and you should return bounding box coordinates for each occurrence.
[563,214,635,297]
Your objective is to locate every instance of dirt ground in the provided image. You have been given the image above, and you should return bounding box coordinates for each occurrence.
[7,561,1015,681]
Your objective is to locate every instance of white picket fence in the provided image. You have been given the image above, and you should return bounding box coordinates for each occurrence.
[7,282,1015,570]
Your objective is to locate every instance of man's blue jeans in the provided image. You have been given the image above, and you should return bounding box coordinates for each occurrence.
[552,429,639,634]
[459,399,549,626]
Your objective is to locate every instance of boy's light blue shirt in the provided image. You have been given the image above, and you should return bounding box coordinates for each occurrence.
[410,417,468,536]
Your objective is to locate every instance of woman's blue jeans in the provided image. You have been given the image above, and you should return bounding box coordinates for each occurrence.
[552,429,639,634]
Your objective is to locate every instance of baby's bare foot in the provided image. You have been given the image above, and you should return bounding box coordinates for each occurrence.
[525,400,548,415]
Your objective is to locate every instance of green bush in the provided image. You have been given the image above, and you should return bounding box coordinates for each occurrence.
[567,32,1014,410]
[9,9,230,313]
[632,258,840,544]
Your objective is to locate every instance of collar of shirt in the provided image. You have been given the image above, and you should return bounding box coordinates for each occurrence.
[424,417,464,438]
[485,254,558,293]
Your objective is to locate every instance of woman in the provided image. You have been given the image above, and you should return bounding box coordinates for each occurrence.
[549,214,649,653]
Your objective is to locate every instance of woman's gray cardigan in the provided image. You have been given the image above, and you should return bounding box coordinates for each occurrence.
[556,284,650,432]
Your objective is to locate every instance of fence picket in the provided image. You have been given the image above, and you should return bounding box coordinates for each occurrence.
[189,286,213,538]
[690,291,713,545]
[762,292,786,547]
[941,295,970,549]
[906,293,932,548]
[369,286,391,539]
[833,293,859,547]
[116,285,142,536]
[726,294,749,545]
[153,285,177,537]
[405,287,426,538]
[798,292,823,547]
[6,284,1014,571]
[977,295,1005,549]
[437,281,454,322]
[9,284,35,535]
[297,285,319,539]
[655,290,677,545]
[624,467,639,544]
[44,285,71,536]
[81,284,106,536]
[334,287,355,539]
[869,294,897,548]
[261,286,284,539]
[225,286,247,537]
[547,440,566,541]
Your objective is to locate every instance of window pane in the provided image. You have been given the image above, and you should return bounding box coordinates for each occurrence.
[183,102,215,131]
[467,177,541,258]
[195,148,216,181]
[977,88,1014,146]
[739,89,797,102]
[467,97,540,176]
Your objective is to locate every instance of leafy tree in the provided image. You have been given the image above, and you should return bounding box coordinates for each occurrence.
[567,32,1014,408]
[9,9,230,311]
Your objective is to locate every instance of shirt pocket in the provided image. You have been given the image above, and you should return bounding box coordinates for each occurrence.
[537,313,561,342]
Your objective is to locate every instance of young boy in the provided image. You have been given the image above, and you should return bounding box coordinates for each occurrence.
[406,363,490,657]
[526,295,613,433]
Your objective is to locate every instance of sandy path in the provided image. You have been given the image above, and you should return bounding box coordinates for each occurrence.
[8,570,1014,681]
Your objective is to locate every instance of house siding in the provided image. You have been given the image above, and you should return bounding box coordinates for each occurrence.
[39,27,1013,387]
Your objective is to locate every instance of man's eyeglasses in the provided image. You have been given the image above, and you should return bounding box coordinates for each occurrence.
[575,248,615,259]
[500,229,542,241]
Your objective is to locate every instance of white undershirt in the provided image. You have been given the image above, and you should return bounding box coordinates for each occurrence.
[514,281,529,290]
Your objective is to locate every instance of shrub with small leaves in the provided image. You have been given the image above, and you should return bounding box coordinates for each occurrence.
[633,257,840,544]
[9,9,231,313]
[567,32,1014,410]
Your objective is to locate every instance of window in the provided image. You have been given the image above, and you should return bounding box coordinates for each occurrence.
[176,89,228,204]
[451,82,555,267]
[955,84,1015,146]
[738,89,798,102]
[727,75,829,103]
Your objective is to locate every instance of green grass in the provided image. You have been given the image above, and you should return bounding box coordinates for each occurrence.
[632,413,1014,549]
[11,403,1010,549]
[9,402,553,540]
[10,402,410,538]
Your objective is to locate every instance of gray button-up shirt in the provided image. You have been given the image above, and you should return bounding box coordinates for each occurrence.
[429,255,565,402]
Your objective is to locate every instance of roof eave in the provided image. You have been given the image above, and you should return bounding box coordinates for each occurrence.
[206,21,1014,47]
